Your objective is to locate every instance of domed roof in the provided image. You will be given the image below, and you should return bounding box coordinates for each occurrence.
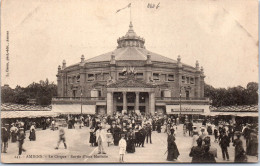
[83,22,178,64]
[85,47,177,63]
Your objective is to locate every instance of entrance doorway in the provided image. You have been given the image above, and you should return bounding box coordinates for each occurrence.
[185,91,190,99]
[127,106,134,114]
[127,106,134,111]
[139,106,145,115]
[116,106,123,113]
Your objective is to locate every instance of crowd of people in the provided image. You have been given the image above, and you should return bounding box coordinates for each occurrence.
[1,120,33,155]
[1,113,258,163]
[186,119,258,163]
[87,113,162,156]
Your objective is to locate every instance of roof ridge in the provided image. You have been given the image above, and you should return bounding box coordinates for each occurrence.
[135,47,147,59]
[116,47,130,60]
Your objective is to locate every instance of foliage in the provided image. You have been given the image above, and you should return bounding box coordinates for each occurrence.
[1,79,57,106]
[204,82,258,106]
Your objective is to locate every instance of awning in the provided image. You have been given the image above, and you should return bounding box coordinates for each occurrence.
[52,104,95,114]
[210,112,258,117]
[202,112,219,116]
[237,112,259,117]
[1,111,58,119]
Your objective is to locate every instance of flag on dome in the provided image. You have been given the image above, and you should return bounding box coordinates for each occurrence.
[116,3,131,13]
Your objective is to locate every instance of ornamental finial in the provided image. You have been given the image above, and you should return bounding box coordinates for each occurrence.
[62,60,66,69]
[177,55,181,62]
[196,60,199,70]
[81,55,85,63]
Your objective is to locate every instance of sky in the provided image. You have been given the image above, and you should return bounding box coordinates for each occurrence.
[1,0,258,89]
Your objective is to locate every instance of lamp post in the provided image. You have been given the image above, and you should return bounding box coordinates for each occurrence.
[180,93,182,117]
[80,88,83,116]
[179,86,183,116]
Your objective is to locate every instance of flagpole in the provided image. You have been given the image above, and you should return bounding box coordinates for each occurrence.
[130,4,132,22]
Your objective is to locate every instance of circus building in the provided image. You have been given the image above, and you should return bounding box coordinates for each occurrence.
[52,22,211,116]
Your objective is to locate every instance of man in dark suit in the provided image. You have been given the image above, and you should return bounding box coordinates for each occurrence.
[188,121,193,136]
[1,125,9,153]
[219,132,230,161]
[139,126,146,147]
[146,123,152,144]
[18,128,26,155]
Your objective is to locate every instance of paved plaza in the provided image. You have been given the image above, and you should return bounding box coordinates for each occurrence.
[1,123,258,163]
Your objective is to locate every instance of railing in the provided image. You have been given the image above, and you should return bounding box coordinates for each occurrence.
[155,97,209,101]
[52,97,106,101]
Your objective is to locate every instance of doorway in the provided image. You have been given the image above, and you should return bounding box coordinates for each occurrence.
[116,106,123,113]
[139,106,146,115]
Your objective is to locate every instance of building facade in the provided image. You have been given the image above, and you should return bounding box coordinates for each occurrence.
[52,22,210,115]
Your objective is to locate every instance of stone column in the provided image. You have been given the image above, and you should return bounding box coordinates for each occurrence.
[57,75,62,97]
[149,92,155,115]
[107,92,113,115]
[195,76,201,98]
[200,76,205,98]
[62,74,66,97]
[135,92,140,111]
[79,68,85,95]
[123,92,127,111]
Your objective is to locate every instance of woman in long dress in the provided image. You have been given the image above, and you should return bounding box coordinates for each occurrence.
[113,125,121,146]
[10,124,18,142]
[29,123,36,141]
[167,129,180,161]
[248,130,258,156]
[157,120,161,133]
[233,132,247,162]
[126,128,135,153]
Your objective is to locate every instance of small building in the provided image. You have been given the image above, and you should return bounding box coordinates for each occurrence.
[209,105,258,124]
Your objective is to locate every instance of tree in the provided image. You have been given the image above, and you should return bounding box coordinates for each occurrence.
[1,85,15,103]
[1,79,57,106]
[245,82,258,105]
[204,82,258,106]
[13,85,29,104]
[26,79,57,106]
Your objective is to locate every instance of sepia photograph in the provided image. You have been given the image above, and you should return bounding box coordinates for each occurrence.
[0,0,259,164]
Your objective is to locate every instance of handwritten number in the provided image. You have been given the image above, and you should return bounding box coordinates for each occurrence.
[147,3,160,9]
[156,2,160,9]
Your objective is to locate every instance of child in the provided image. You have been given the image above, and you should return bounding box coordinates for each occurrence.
[89,127,95,146]
[119,134,127,163]
[106,128,113,147]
